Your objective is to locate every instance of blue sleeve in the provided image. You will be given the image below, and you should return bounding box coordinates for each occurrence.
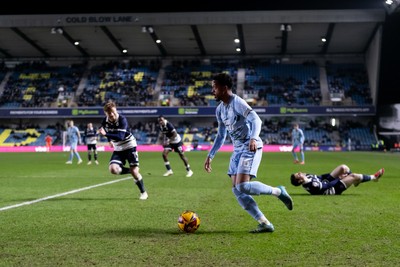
[247,110,262,140]
[207,107,227,159]
[300,129,305,143]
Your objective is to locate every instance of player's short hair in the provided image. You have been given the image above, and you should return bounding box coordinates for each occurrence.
[103,100,116,112]
[212,72,233,89]
[290,174,302,186]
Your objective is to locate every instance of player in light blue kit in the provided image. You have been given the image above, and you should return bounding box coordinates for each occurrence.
[203,73,293,233]
[65,120,83,164]
[291,123,305,164]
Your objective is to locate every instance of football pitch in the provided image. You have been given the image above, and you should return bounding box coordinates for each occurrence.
[0,151,399,266]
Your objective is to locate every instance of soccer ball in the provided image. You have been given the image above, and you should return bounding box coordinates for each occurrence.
[178,210,201,233]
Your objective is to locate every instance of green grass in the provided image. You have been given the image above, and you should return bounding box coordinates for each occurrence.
[0,151,399,266]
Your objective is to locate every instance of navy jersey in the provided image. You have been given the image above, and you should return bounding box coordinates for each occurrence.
[101,114,136,151]
[302,173,347,195]
[160,120,181,144]
[84,127,98,145]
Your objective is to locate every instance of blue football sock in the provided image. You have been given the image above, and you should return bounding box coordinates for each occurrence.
[361,174,371,183]
[236,181,273,195]
[232,187,264,221]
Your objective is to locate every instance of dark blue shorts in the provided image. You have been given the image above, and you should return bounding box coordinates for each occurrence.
[110,147,139,168]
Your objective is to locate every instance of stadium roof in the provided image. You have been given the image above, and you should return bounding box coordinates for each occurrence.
[0,1,387,61]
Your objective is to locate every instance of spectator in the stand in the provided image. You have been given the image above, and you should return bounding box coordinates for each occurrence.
[371,139,386,152]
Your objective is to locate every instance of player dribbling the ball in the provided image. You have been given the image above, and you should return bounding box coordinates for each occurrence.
[204,73,294,233]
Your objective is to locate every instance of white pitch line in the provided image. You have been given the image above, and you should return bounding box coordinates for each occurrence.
[0,177,132,212]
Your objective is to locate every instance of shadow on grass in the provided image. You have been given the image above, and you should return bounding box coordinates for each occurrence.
[289,193,359,197]
[87,228,237,237]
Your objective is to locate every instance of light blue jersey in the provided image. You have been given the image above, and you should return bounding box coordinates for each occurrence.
[291,125,305,163]
[67,125,80,149]
[208,94,263,177]
[291,128,305,145]
[206,74,294,230]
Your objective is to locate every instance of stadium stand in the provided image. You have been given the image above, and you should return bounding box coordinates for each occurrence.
[326,63,373,106]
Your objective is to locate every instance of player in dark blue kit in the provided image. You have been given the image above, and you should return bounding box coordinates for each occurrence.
[84,122,99,165]
[290,164,384,195]
[158,115,193,177]
[99,101,148,200]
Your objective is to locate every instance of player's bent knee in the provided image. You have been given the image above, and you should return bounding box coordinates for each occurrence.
[109,164,121,175]
[340,164,350,173]
[235,182,251,194]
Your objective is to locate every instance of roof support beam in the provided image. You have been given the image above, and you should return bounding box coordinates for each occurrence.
[100,26,126,55]
[11,27,50,57]
[145,26,167,57]
[280,25,289,55]
[59,27,90,57]
[191,25,206,56]
[364,22,382,53]
[236,24,246,55]
[0,48,12,58]
[320,23,335,54]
